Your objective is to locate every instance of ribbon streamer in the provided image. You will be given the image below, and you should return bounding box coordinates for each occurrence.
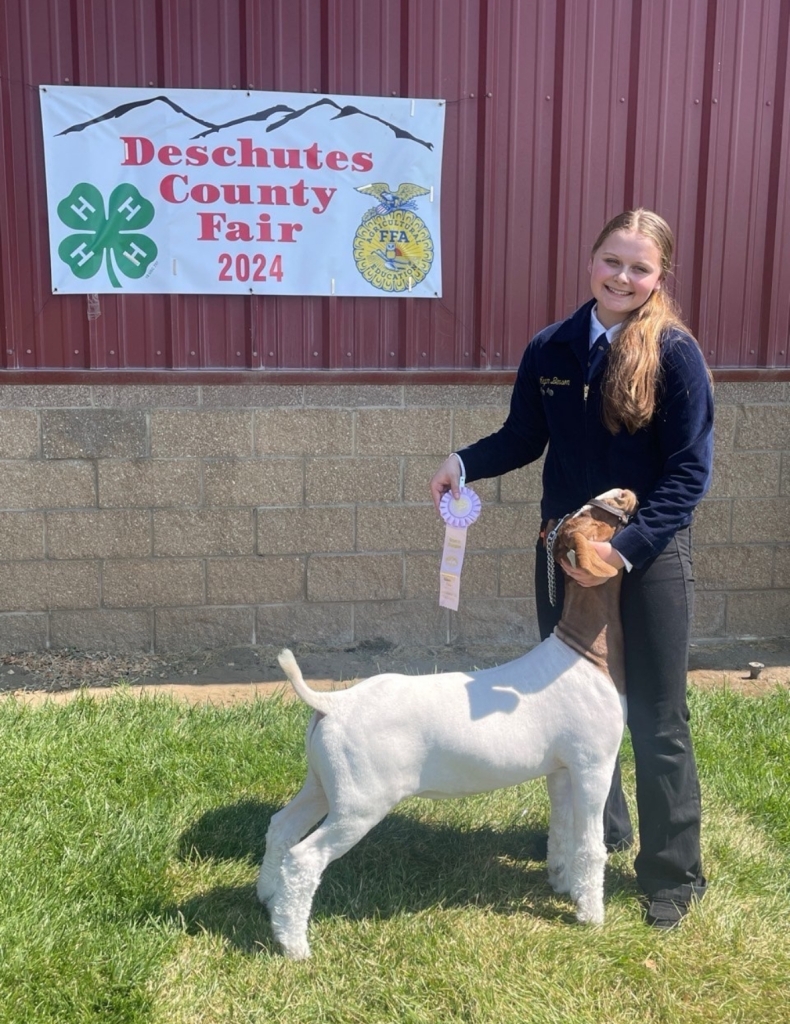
[438,486,481,610]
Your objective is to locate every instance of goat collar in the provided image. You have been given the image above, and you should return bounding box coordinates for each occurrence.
[585,497,631,525]
[545,498,631,606]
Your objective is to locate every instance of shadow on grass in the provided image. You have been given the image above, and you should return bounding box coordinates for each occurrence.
[167,798,639,954]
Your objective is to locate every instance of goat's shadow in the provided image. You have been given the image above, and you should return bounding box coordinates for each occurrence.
[165,798,639,954]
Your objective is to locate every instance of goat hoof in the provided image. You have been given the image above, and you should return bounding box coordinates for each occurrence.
[256,882,275,906]
[548,868,571,894]
[281,939,311,960]
[575,906,604,926]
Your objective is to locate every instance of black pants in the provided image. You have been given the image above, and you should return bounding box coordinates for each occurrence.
[535,527,707,902]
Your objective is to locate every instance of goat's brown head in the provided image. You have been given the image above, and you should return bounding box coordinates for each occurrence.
[552,488,639,579]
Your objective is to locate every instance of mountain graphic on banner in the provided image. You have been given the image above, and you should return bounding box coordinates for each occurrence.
[56,95,434,149]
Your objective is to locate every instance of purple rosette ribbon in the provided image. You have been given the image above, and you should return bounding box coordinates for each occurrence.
[438,486,481,610]
[439,487,482,528]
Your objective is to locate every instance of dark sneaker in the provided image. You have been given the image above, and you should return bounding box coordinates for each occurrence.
[646,896,690,929]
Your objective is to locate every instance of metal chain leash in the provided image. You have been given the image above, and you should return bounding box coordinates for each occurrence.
[545,513,570,607]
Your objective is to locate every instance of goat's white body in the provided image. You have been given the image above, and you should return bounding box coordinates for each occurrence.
[258,633,626,959]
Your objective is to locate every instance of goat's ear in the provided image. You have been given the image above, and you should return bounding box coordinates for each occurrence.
[571,532,619,578]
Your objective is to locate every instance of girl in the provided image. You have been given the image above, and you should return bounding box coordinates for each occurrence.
[430,209,714,929]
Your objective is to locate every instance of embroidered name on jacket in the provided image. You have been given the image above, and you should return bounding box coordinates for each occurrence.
[540,376,571,396]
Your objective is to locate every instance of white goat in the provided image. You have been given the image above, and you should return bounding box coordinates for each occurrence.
[258,488,638,959]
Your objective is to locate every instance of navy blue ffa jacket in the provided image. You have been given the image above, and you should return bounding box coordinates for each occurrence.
[459,299,714,569]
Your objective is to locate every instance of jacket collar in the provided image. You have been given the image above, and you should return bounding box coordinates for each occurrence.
[550,298,596,369]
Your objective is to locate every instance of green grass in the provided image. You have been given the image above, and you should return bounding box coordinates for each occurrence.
[0,686,788,1024]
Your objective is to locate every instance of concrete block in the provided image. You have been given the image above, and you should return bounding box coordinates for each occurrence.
[308,554,404,601]
[0,613,48,651]
[499,550,536,597]
[405,384,513,407]
[499,461,544,502]
[2,462,95,510]
[0,512,45,558]
[305,385,402,407]
[714,382,787,405]
[450,598,540,645]
[99,460,201,508]
[734,405,790,450]
[151,411,253,457]
[255,409,353,456]
[726,591,790,637]
[0,561,99,612]
[694,545,774,590]
[356,505,443,552]
[256,602,354,645]
[204,459,303,506]
[772,546,790,589]
[154,510,253,557]
[356,409,451,456]
[306,458,400,504]
[0,385,92,408]
[693,500,731,545]
[467,504,539,551]
[691,593,727,639]
[452,407,510,449]
[782,455,790,495]
[353,600,448,645]
[207,556,304,604]
[48,511,151,558]
[402,456,499,503]
[708,452,781,498]
[50,610,152,652]
[404,552,499,598]
[0,411,38,457]
[42,410,146,459]
[256,507,353,555]
[713,404,737,452]
[732,498,790,543]
[154,607,254,652]
[92,385,200,408]
[103,559,205,607]
[202,384,303,408]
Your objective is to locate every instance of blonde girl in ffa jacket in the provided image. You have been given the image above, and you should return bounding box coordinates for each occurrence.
[430,209,714,930]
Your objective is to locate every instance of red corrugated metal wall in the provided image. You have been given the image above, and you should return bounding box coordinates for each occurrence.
[1,0,789,373]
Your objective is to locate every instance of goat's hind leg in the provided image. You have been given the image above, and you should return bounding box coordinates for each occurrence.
[269,804,391,960]
[546,767,574,895]
[257,765,328,906]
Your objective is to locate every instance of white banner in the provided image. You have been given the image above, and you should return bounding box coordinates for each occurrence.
[39,86,445,297]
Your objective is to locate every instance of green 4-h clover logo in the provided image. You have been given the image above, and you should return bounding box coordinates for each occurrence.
[57,183,158,288]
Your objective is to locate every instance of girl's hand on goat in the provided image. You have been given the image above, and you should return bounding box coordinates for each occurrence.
[561,541,625,587]
[430,455,462,514]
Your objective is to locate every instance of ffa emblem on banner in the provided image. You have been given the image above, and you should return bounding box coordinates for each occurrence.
[352,182,434,292]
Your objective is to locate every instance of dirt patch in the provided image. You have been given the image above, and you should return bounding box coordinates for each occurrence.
[2,636,789,705]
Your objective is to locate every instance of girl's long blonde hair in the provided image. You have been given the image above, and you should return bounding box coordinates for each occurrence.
[593,209,692,434]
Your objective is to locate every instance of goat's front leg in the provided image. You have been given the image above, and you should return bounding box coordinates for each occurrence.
[567,767,610,926]
[257,767,328,907]
[546,767,573,895]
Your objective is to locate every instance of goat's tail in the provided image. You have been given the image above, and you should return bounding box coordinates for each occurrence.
[277,648,335,715]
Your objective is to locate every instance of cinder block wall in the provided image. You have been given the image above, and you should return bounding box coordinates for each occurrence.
[0,382,787,653]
